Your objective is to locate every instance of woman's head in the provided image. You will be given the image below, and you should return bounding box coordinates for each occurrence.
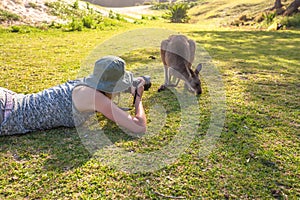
[83,56,133,93]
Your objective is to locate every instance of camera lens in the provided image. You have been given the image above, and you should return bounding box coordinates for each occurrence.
[141,75,151,91]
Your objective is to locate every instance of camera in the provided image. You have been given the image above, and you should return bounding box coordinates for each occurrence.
[134,75,152,91]
[124,75,152,93]
[124,75,151,105]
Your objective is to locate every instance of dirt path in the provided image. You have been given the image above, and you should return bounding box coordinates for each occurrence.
[105,5,154,19]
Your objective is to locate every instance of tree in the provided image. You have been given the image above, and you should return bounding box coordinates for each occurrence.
[283,0,300,16]
[269,0,284,14]
[270,0,300,16]
[272,0,283,10]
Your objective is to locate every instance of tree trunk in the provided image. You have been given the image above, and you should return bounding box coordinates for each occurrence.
[284,0,300,16]
[268,0,284,14]
[274,0,283,9]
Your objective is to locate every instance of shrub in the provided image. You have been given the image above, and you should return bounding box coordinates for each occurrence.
[280,13,300,28]
[151,3,169,10]
[45,1,85,19]
[73,0,79,9]
[141,15,148,20]
[0,9,20,22]
[28,2,38,9]
[45,0,103,30]
[69,18,83,31]
[150,16,158,20]
[263,11,276,24]
[108,10,124,21]
[165,3,190,23]
[11,26,21,32]
[9,25,35,33]
[49,21,63,29]
[82,15,94,28]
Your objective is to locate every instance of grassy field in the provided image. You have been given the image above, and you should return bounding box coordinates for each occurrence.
[0,2,299,199]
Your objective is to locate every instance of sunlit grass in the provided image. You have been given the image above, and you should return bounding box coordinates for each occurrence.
[0,15,299,199]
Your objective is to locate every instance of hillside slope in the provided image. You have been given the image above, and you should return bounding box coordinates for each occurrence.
[189,0,295,28]
[189,0,272,26]
[0,0,63,25]
[0,0,155,25]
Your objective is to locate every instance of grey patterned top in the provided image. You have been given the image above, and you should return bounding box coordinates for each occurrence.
[0,80,93,135]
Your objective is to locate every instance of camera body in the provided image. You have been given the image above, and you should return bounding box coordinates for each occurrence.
[133,75,152,91]
[124,75,151,93]
[124,75,151,105]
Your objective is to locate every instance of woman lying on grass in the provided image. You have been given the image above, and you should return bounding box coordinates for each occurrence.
[0,56,147,136]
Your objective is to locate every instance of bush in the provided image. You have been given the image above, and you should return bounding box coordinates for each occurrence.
[49,21,63,29]
[263,11,276,24]
[0,9,20,22]
[73,0,79,9]
[108,10,124,21]
[151,3,169,10]
[11,26,21,33]
[46,0,103,30]
[69,18,83,31]
[165,3,190,23]
[10,25,36,33]
[28,2,38,9]
[280,13,300,28]
[45,1,85,19]
[82,15,94,28]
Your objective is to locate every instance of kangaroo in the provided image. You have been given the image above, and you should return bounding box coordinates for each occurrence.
[158,35,202,95]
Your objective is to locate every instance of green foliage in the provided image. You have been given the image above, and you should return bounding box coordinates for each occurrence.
[0,9,20,22]
[151,2,169,10]
[141,15,159,20]
[165,3,190,23]
[263,11,277,24]
[48,21,63,29]
[73,0,79,9]
[45,0,107,31]
[86,2,90,10]
[153,1,198,11]
[69,18,83,31]
[28,2,38,9]
[108,10,124,21]
[9,25,38,33]
[280,13,300,28]
[45,0,85,19]
[10,25,21,33]
[82,15,94,28]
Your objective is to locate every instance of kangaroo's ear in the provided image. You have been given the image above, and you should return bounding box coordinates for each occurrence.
[195,63,202,75]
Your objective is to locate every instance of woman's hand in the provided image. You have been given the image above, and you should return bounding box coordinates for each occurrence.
[131,77,145,101]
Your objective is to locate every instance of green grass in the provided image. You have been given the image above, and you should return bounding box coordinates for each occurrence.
[0,6,299,200]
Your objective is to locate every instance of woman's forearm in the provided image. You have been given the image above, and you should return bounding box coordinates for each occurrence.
[134,97,146,132]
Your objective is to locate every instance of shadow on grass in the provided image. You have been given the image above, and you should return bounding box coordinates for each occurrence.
[0,128,91,171]
[190,29,299,112]
[187,30,300,197]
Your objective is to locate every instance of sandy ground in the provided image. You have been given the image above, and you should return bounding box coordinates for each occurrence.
[0,0,154,25]
[0,0,64,25]
[106,5,154,19]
